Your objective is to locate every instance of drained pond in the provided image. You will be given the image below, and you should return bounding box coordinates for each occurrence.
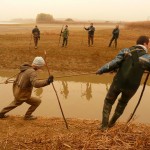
[0,70,150,123]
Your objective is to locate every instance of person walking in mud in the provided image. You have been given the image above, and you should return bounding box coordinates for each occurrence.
[0,56,54,120]
[32,25,40,49]
[108,25,119,48]
[61,25,69,47]
[84,23,95,47]
[96,35,150,131]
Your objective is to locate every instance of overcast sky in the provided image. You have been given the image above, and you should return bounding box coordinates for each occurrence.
[0,0,150,21]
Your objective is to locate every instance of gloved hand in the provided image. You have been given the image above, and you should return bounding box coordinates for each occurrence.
[96,69,103,75]
[4,80,8,84]
[47,75,54,84]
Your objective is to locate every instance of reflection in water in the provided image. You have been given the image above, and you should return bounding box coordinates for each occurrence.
[0,73,150,123]
[34,88,43,98]
[60,81,69,99]
[81,82,92,100]
[105,83,109,92]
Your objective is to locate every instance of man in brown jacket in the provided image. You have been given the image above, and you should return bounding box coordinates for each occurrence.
[0,56,53,120]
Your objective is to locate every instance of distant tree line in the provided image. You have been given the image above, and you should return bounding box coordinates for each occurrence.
[36,13,54,23]
[36,13,75,24]
[65,18,74,22]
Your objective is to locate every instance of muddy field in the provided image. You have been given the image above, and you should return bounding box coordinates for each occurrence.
[0,23,148,75]
[0,24,150,149]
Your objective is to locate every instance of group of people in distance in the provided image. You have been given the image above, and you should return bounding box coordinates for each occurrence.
[84,23,120,48]
[0,22,150,132]
[32,23,120,49]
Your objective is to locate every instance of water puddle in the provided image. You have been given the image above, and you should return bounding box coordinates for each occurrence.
[0,71,150,123]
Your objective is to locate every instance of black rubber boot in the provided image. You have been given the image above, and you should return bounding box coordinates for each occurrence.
[99,101,112,131]
[108,113,119,128]
[0,113,9,119]
[108,103,127,128]
[24,115,37,120]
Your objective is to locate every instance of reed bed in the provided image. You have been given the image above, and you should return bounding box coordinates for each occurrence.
[125,21,150,29]
[0,117,149,150]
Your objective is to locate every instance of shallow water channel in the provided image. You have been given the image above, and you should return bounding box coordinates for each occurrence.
[0,71,150,123]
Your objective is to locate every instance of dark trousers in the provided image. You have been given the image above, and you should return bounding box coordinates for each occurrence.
[101,83,137,127]
[62,38,68,47]
[109,36,118,48]
[34,37,39,47]
[88,35,94,46]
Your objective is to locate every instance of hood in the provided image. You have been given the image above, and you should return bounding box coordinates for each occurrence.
[20,62,32,72]
[136,44,148,53]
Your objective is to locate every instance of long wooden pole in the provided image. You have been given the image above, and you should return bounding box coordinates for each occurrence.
[58,25,64,46]
[29,34,32,50]
[44,51,69,129]
[126,73,150,124]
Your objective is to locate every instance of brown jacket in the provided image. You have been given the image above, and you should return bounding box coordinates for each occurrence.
[13,63,49,100]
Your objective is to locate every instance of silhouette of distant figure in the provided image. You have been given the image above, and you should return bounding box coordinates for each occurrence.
[105,83,109,92]
[60,81,69,99]
[84,23,95,47]
[61,25,69,47]
[108,25,119,48]
[81,83,92,100]
[32,25,40,49]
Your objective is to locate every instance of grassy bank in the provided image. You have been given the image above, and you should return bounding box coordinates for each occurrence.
[0,116,150,149]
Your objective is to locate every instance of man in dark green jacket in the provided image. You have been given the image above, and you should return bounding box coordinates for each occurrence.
[61,25,69,47]
[96,35,150,130]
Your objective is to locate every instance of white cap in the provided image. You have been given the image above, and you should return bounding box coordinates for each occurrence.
[32,56,45,67]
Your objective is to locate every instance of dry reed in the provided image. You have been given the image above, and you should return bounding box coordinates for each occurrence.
[0,117,149,150]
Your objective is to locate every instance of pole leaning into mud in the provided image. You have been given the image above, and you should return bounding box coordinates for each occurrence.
[58,25,64,46]
[28,34,32,50]
[126,72,150,124]
[44,50,69,129]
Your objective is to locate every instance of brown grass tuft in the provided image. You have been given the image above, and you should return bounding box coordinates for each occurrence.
[125,21,150,29]
[0,117,150,149]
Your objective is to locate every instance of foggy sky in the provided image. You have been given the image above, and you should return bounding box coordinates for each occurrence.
[0,0,150,22]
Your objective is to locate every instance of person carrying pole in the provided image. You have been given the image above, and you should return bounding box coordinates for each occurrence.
[0,57,54,120]
[96,35,150,131]
[61,25,69,47]
[32,25,40,49]
[58,25,64,46]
